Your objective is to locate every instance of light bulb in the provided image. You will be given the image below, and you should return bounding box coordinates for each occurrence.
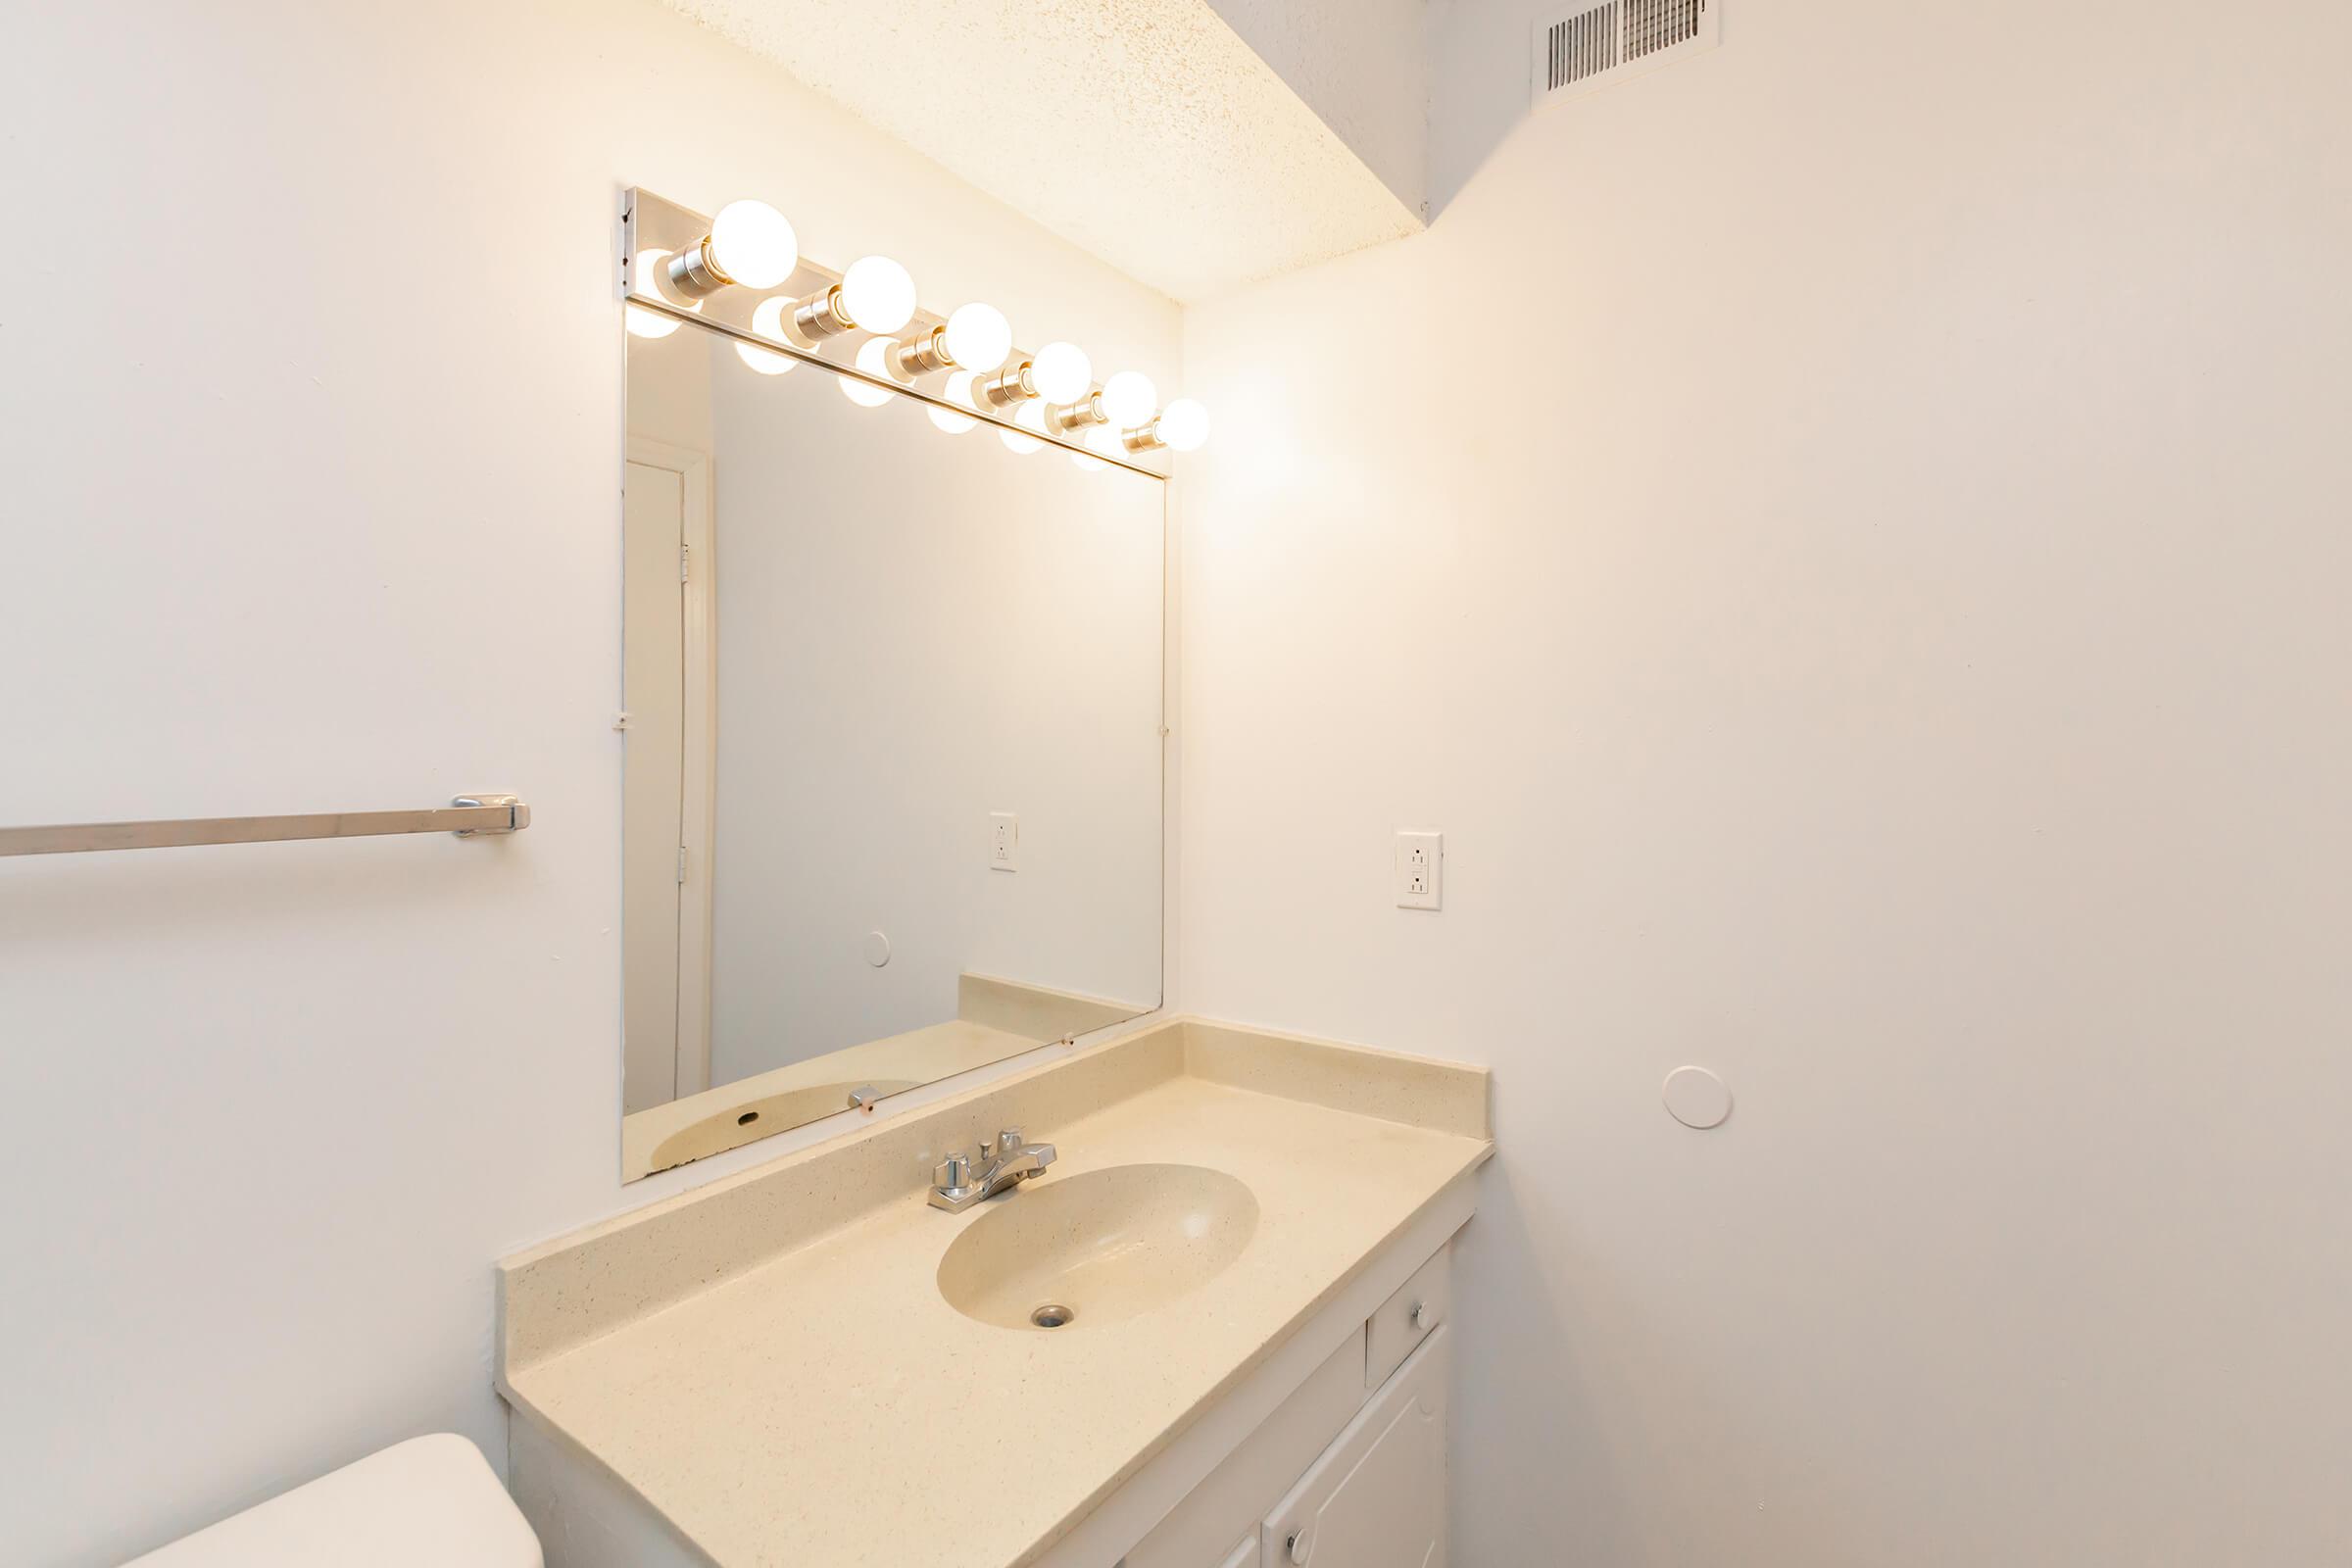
[1085,423,1125,458]
[706,200,799,289]
[751,296,793,340]
[929,400,977,434]
[1028,341,1092,405]
[1157,398,1210,452]
[624,304,680,339]
[1100,371,1157,429]
[734,341,794,375]
[941,303,1012,371]
[842,338,895,407]
[839,256,917,333]
[1001,400,1047,454]
[945,370,978,409]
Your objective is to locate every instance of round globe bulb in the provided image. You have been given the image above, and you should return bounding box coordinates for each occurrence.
[1029,341,1093,405]
[929,402,977,435]
[1157,398,1210,452]
[751,296,793,340]
[1100,370,1157,428]
[708,201,798,290]
[624,304,680,340]
[941,303,1013,372]
[944,370,979,410]
[840,256,917,333]
[842,338,896,407]
[1001,400,1047,455]
[734,342,794,376]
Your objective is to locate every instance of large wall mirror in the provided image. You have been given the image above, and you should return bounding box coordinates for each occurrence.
[618,253,1164,1180]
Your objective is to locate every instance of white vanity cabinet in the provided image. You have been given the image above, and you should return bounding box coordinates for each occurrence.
[1261,1327,1448,1566]
[1111,1238,1453,1568]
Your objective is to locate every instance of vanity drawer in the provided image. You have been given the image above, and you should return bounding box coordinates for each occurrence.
[1365,1244,1449,1390]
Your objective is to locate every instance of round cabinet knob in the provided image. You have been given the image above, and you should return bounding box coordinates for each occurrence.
[1287,1528,1309,1564]
[1409,1300,1429,1330]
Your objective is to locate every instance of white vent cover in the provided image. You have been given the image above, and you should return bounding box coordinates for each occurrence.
[1532,0,1720,109]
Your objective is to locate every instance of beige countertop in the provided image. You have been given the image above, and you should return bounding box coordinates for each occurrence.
[500,1016,1493,1568]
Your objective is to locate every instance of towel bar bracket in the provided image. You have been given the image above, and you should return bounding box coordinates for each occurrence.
[451,795,529,836]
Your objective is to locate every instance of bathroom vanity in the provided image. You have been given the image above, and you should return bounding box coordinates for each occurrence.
[515,192,1494,1564]
[497,1017,1492,1566]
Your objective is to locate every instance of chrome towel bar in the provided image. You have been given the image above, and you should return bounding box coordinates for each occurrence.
[0,795,529,858]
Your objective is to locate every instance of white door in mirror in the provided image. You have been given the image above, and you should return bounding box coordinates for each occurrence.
[991,811,1020,871]
[1394,832,1442,910]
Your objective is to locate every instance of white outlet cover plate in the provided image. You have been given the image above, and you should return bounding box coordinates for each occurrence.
[990,810,1019,871]
[1395,831,1443,910]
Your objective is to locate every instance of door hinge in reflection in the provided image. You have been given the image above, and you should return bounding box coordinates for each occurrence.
[679,543,690,584]
[677,845,688,884]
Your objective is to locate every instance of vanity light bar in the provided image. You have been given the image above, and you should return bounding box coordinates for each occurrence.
[622,189,1210,458]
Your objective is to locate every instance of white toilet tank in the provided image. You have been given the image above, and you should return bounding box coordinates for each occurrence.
[125,1434,542,1567]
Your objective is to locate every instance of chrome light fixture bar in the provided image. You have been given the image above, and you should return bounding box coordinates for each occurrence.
[619,189,1204,474]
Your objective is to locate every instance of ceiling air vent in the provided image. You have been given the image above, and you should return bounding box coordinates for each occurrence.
[1533,0,1720,110]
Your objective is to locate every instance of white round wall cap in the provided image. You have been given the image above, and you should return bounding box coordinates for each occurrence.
[862,930,892,967]
[1662,1065,1733,1129]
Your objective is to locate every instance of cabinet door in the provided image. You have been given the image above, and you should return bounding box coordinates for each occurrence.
[1214,1533,1257,1568]
[1262,1325,1449,1567]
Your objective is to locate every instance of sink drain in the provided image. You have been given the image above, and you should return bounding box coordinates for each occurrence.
[1030,1303,1074,1329]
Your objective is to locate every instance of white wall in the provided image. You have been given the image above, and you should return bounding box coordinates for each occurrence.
[0,4,1176,1564]
[1177,0,2352,1561]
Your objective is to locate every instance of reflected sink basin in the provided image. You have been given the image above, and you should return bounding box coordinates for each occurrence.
[649,1079,921,1170]
[937,1164,1259,1332]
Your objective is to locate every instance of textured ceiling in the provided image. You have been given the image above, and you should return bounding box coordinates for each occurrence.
[658,0,1426,302]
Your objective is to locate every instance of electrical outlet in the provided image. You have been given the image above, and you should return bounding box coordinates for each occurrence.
[990,811,1019,871]
[1395,831,1443,910]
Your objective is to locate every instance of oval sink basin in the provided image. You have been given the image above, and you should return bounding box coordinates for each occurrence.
[937,1164,1259,1331]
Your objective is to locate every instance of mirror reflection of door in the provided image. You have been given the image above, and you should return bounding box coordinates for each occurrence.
[622,439,714,1113]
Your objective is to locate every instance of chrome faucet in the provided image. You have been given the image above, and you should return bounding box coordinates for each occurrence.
[929,1127,1056,1212]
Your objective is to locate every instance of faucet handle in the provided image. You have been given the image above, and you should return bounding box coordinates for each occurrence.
[997,1128,1025,1156]
[935,1152,972,1192]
